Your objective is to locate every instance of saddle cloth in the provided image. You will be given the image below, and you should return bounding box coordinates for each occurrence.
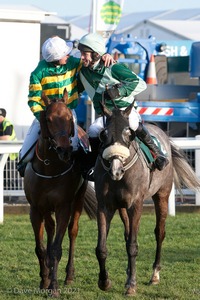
[136,136,166,164]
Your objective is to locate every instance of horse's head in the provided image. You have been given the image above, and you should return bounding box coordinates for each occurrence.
[40,89,74,163]
[99,102,135,181]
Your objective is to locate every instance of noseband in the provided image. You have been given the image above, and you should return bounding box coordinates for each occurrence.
[100,148,139,173]
[48,129,73,153]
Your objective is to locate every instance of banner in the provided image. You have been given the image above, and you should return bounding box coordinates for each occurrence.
[95,0,124,37]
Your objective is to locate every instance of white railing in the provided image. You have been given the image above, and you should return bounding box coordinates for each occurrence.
[1,137,200,223]
[168,136,200,216]
[0,141,23,224]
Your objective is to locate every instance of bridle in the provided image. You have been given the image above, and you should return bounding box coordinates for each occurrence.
[100,142,139,173]
[32,102,75,179]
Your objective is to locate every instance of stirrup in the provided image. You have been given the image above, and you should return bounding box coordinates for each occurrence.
[82,168,94,182]
[154,156,169,171]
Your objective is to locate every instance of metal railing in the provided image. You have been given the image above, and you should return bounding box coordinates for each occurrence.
[1,138,200,222]
[2,146,195,194]
[4,157,24,191]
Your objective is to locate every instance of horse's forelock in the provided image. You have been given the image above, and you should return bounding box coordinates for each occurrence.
[105,108,129,145]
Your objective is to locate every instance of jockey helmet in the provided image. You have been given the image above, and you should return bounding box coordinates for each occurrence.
[42,36,73,62]
[78,33,106,56]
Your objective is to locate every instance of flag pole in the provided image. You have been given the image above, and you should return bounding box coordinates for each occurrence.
[92,0,97,33]
[90,0,96,123]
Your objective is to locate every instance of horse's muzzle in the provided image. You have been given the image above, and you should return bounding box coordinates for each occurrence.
[109,157,125,181]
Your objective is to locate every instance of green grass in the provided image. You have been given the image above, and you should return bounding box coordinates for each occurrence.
[0,213,200,299]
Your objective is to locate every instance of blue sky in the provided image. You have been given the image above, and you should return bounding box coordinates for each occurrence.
[0,0,200,16]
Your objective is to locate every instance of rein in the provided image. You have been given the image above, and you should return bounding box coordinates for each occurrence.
[35,141,51,165]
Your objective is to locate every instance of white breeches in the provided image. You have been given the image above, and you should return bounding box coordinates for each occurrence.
[88,107,141,138]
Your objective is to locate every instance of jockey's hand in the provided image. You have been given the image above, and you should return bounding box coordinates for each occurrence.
[102,53,115,67]
[104,86,120,100]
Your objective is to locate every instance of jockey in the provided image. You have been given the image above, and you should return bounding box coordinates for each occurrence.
[77,33,169,179]
[17,37,79,176]
[17,36,114,177]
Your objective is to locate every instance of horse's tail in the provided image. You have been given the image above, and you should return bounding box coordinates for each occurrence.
[171,140,200,195]
[83,183,97,220]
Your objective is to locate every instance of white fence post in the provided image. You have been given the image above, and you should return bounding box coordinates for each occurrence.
[195,135,200,205]
[0,153,9,224]
[0,142,22,224]
[168,182,175,216]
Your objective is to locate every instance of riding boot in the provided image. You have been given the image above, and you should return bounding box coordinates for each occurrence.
[81,137,100,181]
[136,123,169,171]
[17,140,38,177]
[17,161,27,177]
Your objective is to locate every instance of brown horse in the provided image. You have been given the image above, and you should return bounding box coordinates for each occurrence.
[94,103,200,296]
[24,89,96,297]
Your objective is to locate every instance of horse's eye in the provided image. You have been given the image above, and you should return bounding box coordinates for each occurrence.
[122,127,132,143]
[99,129,108,142]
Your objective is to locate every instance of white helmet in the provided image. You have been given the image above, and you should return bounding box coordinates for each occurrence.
[42,36,73,62]
[78,33,106,56]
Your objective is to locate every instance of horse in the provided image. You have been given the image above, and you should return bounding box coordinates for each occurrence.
[94,102,200,296]
[23,89,97,297]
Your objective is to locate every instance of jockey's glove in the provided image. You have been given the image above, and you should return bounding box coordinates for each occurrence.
[104,85,120,100]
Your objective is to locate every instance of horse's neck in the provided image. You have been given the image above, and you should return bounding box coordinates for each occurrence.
[130,140,139,155]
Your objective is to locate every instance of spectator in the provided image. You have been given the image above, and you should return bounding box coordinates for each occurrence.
[0,108,16,142]
[0,108,18,189]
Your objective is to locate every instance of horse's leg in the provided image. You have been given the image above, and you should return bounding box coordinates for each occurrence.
[30,207,50,289]
[118,208,130,281]
[48,206,71,297]
[64,182,87,285]
[44,212,56,285]
[96,208,115,291]
[119,208,129,241]
[150,193,169,285]
[125,202,143,296]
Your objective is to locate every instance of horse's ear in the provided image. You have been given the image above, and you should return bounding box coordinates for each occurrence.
[63,88,68,103]
[41,91,51,106]
[99,101,112,117]
[123,102,134,118]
